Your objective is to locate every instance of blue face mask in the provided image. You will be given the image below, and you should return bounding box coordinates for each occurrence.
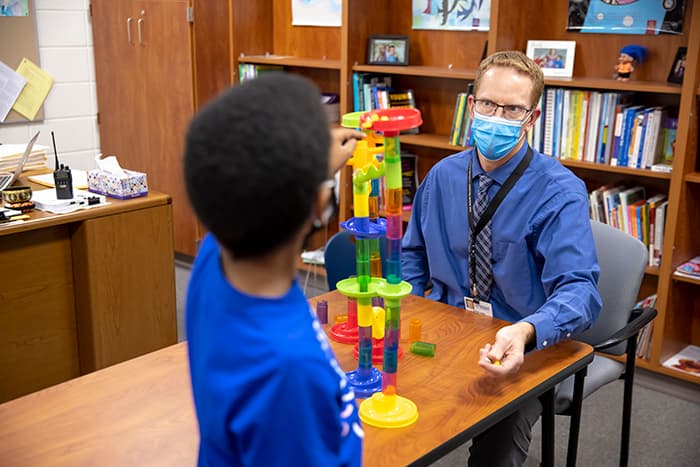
[471,112,526,161]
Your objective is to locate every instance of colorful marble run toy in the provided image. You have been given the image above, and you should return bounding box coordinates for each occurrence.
[336,107,423,428]
[334,110,387,397]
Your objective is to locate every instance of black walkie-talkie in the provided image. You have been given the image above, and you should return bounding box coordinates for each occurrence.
[51,131,73,199]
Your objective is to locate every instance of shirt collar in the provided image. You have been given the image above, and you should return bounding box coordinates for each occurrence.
[469,143,530,186]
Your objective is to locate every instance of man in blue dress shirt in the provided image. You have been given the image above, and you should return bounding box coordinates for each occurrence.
[402,51,602,466]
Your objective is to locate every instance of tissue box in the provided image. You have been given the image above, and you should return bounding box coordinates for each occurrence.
[87,169,148,199]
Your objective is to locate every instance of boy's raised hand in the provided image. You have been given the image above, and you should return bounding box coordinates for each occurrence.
[330,128,365,173]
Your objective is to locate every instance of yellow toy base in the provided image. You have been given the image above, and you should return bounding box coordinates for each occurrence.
[359,392,418,428]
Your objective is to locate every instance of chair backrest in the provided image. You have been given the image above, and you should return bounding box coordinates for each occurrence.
[324,230,387,291]
[578,220,649,354]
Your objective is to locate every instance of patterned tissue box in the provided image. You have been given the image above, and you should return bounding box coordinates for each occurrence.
[87,169,148,199]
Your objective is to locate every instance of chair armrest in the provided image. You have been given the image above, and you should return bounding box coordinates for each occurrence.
[594,307,658,352]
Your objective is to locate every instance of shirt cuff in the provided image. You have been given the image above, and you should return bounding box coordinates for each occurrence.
[521,313,569,351]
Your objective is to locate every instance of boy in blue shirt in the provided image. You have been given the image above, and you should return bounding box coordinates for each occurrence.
[184,73,365,466]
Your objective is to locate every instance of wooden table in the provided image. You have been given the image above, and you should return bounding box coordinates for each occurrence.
[0,175,177,402]
[0,292,592,466]
[314,293,593,466]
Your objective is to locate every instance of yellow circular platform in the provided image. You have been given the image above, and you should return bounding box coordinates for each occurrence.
[359,392,418,428]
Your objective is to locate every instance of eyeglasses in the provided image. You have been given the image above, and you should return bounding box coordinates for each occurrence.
[473,98,532,121]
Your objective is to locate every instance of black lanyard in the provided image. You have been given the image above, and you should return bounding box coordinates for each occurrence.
[467,147,533,299]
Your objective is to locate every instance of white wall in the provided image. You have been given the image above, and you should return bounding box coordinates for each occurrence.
[0,0,99,171]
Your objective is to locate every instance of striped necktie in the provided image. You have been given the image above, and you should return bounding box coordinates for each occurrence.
[473,174,494,300]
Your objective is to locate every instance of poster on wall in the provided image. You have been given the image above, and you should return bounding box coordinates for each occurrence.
[1,0,29,16]
[567,0,686,35]
[291,0,342,27]
[412,0,490,31]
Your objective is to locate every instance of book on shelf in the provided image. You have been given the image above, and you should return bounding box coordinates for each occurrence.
[388,89,420,134]
[401,151,418,209]
[238,64,284,82]
[618,186,645,236]
[584,91,602,162]
[635,294,657,361]
[662,345,700,378]
[674,255,700,280]
[650,162,673,173]
[541,88,556,156]
[448,84,474,147]
[653,199,668,266]
[528,91,545,151]
[646,194,667,265]
[450,92,468,146]
[659,116,678,164]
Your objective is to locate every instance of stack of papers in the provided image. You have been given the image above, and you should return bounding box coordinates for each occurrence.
[32,188,107,214]
[0,143,48,172]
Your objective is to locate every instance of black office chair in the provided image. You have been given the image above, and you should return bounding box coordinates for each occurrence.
[324,230,387,291]
[552,220,657,467]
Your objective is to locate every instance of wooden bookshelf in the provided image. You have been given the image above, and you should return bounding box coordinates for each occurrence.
[685,172,700,183]
[239,55,341,70]
[558,159,674,180]
[219,0,700,386]
[543,77,682,94]
[672,273,700,286]
[353,64,477,80]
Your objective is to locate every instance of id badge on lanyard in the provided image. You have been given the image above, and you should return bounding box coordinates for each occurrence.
[464,296,494,317]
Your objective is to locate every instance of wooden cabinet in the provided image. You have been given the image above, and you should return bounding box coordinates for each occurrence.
[228,0,700,384]
[91,0,231,256]
[0,188,176,402]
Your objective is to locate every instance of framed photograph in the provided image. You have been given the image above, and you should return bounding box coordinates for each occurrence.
[526,40,576,78]
[667,47,687,84]
[367,35,409,66]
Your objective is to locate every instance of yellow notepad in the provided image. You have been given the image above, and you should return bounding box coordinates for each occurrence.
[27,170,89,189]
[12,58,54,121]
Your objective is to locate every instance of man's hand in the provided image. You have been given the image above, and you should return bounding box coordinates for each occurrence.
[478,322,535,377]
[329,128,365,173]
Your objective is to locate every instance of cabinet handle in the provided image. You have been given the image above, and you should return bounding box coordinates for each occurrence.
[126,17,133,44]
[137,17,144,45]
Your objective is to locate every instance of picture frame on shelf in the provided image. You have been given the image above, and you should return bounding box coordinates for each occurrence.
[367,35,409,66]
[526,40,576,78]
[667,47,687,84]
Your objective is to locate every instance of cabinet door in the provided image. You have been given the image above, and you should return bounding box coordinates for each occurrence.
[92,0,145,169]
[136,0,197,255]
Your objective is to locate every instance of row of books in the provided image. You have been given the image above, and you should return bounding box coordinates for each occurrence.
[448,86,474,147]
[589,185,668,267]
[351,73,392,112]
[350,73,419,133]
[238,64,284,82]
[530,88,677,172]
[635,294,657,361]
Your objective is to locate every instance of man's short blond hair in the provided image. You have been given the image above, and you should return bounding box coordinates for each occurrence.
[473,51,544,108]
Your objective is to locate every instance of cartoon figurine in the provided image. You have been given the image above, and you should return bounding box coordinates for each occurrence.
[615,45,647,81]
